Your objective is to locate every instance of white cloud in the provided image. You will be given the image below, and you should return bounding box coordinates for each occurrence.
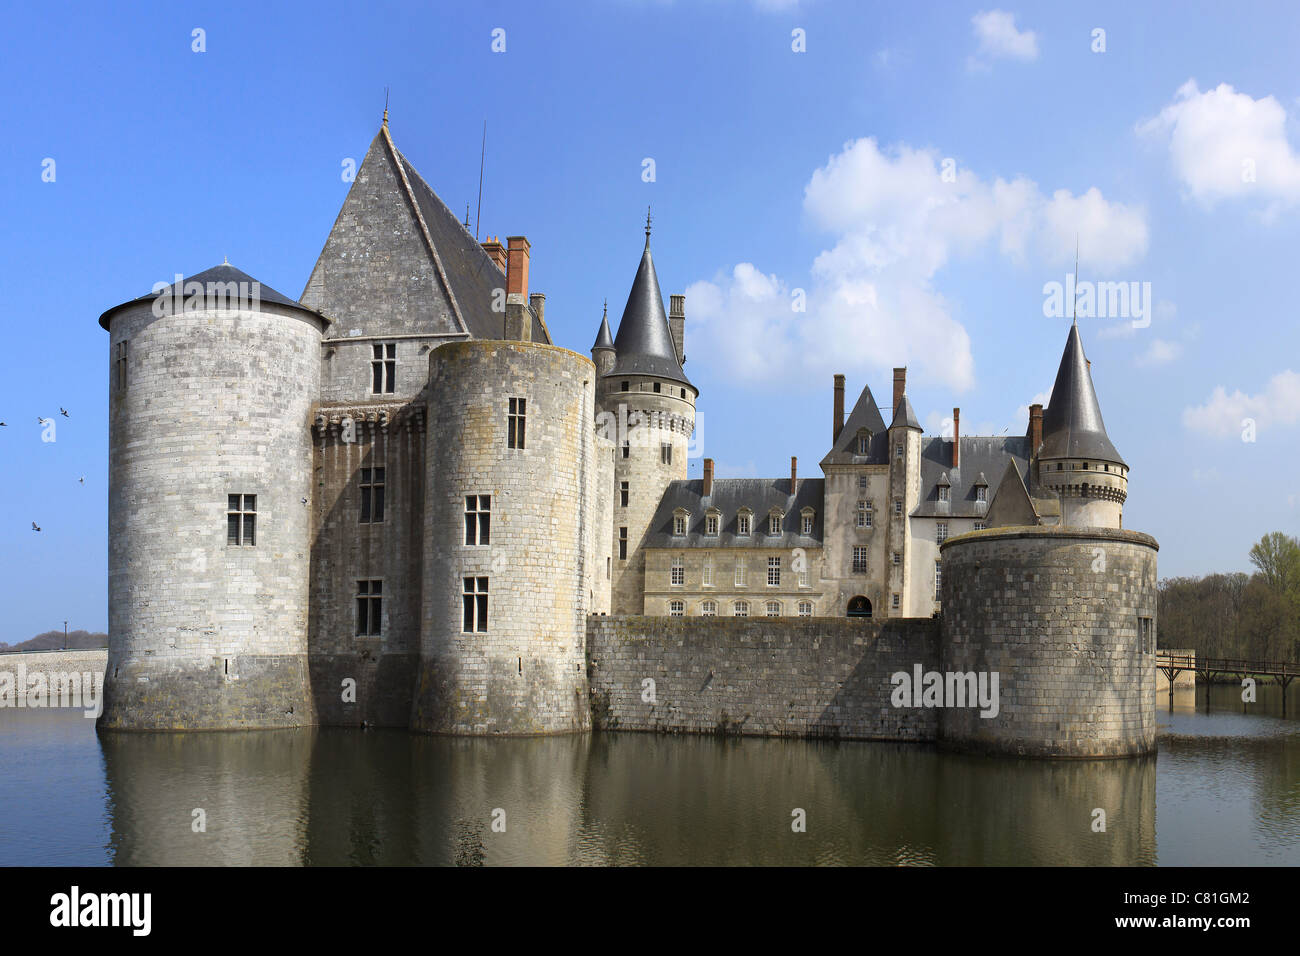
[1134,338,1182,366]
[1182,370,1300,438]
[969,10,1038,68]
[1013,390,1053,430]
[688,137,1148,391]
[1137,79,1300,213]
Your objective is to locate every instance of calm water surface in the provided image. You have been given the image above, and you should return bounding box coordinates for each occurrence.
[1,685,1297,866]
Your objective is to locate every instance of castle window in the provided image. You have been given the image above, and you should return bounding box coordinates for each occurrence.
[653,382,661,394]
[856,431,871,455]
[671,556,684,585]
[360,468,386,523]
[974,521,986,531]
[464,494,491,545]
[669,600,684,617]
[621,441,630,459]
[507,397,527,449]
[768,512,782,535]
[1138,615,1154,654]
[700,600,717,617]
[621,381,629,392]
[702,555,714,587]
[1057,463,1063,471]
[737,512,751,536]
[1081,462,1089,469]
[462,577,489,633]
[706,513,719,535]
[891,593,900,610]
[733,601,749,617]
[674,515,686,536]
[661,443,672,465]
[735,560,747,587]
[114,340,128,391]
[801,513,814,535]
[619,481,629,508]
[681,388,686,398]
[765,601,781,617]
[895,442,903,460]
[936,522,948,543]
[934,562,942,600]
[858,474,868,490]
[798,566,809,588]
[227,494,256,546]
[938,486,950,503]
[857,500,872,529]
[356,579,382,636]
[372,343,396,394]
[619,527,628,560]
[976,486,987,502]
[768,556,781,587]
[798,601,813,617]
[852,547,867,574]
[893,499,902,516]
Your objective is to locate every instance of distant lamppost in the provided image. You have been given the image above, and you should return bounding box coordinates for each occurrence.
[63,621,68,649]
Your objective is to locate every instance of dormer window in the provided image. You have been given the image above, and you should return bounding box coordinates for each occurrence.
[672,508,690,536]
[737,510,752,536]
[976,486,987,503]
[768,510,783,535]
[856,429,872,455]
[705,509,720,536]
[800,507,815,535]
[938,486,949,503]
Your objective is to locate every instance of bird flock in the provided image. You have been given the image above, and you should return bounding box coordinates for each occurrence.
[16,407,80,532]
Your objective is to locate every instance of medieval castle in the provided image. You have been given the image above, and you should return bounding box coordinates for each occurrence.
[97,121,1159,757]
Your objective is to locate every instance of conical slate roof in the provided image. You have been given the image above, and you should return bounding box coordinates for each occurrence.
[592,303,614,351]
[607,236,692,387]
[1039,324,1125,465]
[890,394,921,430]
[99,263,317,330]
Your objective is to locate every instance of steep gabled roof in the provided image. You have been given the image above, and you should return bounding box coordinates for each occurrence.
[820,383,889,466]
[912,435,1031,517]
[1040,323,1123,464]
[890,394,921,430]
[607,235,691,387]
[984,459,1039,528]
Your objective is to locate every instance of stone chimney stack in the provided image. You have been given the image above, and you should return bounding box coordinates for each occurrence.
[481,237,507,272]
[669,294,686,365]
[504,236,532,341]
[790,456,797,494]
[893,368,907,416]
[833,374,846,442]
[529,293,546,328]
[952,407,960,469]
[1029,403,1043,455]
[703,458,714,497]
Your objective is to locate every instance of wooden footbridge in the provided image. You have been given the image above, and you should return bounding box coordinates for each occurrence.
[1155,651,1300,715]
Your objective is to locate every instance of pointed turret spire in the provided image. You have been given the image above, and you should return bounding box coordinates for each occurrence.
[890,393,921,430]
[1039,324,1125,465]
[592,299,614,351]
[607,225,692,387]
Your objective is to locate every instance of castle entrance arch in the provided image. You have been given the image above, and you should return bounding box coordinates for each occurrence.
[847,596,872,618]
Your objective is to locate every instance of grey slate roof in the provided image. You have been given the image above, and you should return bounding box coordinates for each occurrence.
[820,383,889,466]
[642,478,826,549]
[891,394,921,430]
[1039,323,1123,465]
[98,263,319,330]
[912,435,1032,517]
[392,147,549,344]
[607,237,692,388]
[592,304,614,351]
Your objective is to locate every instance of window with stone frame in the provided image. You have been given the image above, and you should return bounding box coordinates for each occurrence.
[227,494,256,546]
[356,579,383,636]
[801,512,814,535]
[620,481,629,508]
[706,513,719,535]
[735,560,747,587]
[852,546,868,574]
[767,555,781,586]
[361,468,386,524]
[371,342,396,394]
[464,494,490,545]
[507,397,527,449]
[934,562,942,600]
[733,601,749,617]
[936,522,948,544]
[700,600,718,617]
[737,512,751,536]
[619,527,627,560]
[621,440,630,459]
[115,340,129,391]
[702,555,714,587]
[669,600,684,617]
[797,601,813,617]
[462,577,489,633]
[661,443,672,465]
[765,601,781,617]
[673,515,686,536]
[891,593,900,610]
[768,512,782,535]
[671,555,685,586]
[857,500,873,529]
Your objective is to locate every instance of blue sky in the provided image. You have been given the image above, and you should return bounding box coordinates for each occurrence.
[3,0,1299,639]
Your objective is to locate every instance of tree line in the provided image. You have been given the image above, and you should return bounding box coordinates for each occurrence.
[1158,532,1300,662]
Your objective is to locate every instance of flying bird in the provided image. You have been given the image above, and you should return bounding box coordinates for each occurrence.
[78,477,85,485]
[38,417,50,425]
[32,522,41,532]
[60,408,69,418]
[0,421,7,426]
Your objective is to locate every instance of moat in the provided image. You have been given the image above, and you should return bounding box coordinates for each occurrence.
[2,687,1297,866]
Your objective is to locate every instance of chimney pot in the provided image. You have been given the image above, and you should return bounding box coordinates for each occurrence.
[481,237,507,272]
[703,458,714,497]
[506,236,530,298]
[1029,403,1044,456]
[892,368,907,418]
[790,456,798,494]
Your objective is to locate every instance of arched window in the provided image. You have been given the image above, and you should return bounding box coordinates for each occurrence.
[847,596,872,618]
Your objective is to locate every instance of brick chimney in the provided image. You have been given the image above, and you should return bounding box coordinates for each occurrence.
[790,456,797,494]
[833,374,846,442]
[1029,403,1043,455]
[703,458,714,497]
[893,368,907,417]
[669,294,686,365]
[504,236,531,342]
[481,236,507,272]
[951,407,960,469]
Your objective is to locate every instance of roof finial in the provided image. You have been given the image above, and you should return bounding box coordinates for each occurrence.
[382,87,389,127]
[645,205,652,245]
[1072,235,1080,327]
[222,254,229,266]
[602,298,607,318]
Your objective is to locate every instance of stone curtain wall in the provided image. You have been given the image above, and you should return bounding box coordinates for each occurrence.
[586,616,940,741]
[0,649,107,678]
[939,527,1159,758]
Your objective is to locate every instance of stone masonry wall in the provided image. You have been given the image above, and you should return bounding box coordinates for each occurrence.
[587,616,940,741]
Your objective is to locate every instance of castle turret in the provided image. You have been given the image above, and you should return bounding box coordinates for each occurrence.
[98,264,326,730]
[885,372,923,616]
[1037,323,1128,528]
[598,222,698,614]
[591,301,616,376]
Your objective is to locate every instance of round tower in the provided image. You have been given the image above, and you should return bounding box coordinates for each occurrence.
[98,265,326,730]
[412,340,596,735]
[591,301,616,376]
[597,225,698,614]
[1036,324,1128,528]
